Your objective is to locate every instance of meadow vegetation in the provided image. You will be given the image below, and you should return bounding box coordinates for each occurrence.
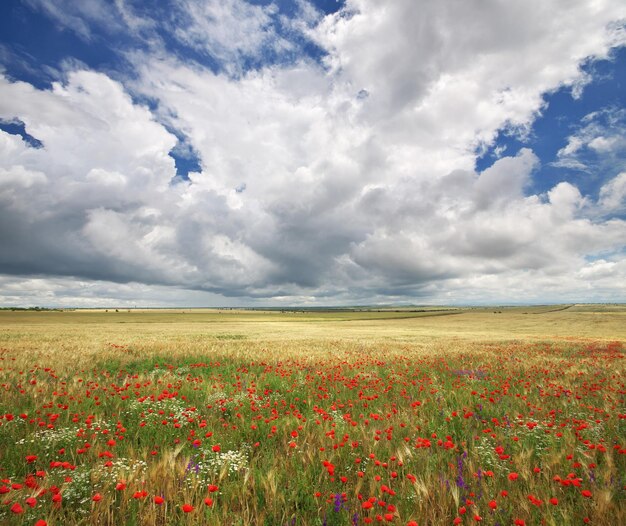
[0,305,625,525]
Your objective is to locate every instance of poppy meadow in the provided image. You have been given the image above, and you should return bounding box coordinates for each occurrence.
[0,306,624,525]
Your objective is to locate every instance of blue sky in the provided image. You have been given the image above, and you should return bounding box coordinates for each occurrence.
[477,47,626,200]
[0,0,625,307]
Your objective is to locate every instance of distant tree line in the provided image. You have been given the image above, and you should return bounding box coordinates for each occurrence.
[0,306,62,311]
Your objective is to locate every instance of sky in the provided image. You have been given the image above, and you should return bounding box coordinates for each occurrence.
[0,0,625,308]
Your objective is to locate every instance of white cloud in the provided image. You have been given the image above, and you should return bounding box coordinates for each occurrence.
[473,148,538,208]
[1,0,626,305]
[0,275,237,308]
[170,0,286,69]
[314,0,626,158]
[24,0,321,76]
[555,108,626,172]
[599,172,626,211]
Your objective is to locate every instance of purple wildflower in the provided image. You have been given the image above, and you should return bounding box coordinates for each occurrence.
[333,493,343,512]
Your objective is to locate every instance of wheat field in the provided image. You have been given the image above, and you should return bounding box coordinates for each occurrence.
[0,305,624,525]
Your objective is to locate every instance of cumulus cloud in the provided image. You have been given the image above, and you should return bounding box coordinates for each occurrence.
[314,0,626,157]
[599,172,626,212]
[1,0,626,305]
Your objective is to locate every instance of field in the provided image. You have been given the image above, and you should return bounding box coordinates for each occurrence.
[0,305,625,525]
